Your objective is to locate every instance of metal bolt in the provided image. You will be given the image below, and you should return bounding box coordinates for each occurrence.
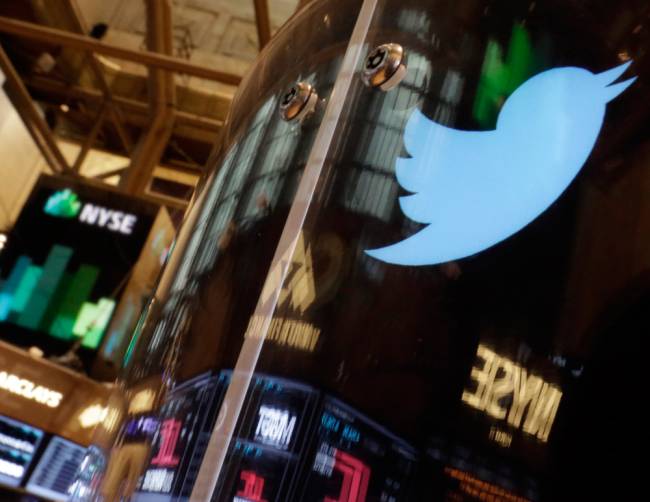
[282,86,298,106]
[362,43,407,91]
[279,82,318,122]
[366,47,387,70]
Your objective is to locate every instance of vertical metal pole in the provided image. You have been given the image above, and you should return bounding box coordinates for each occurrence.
[253,0,272,49]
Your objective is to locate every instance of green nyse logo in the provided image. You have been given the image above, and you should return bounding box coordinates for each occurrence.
[44,189,82,218]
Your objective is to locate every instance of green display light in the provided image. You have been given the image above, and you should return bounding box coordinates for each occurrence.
[49,265,100,340]
[473,23,546,128]
[0,246,114,348]
[73,298,116,349]
[44,189,82,218]
[9,265,42,317]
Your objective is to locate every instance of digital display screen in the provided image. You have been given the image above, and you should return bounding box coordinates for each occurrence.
[442,466,535,502]
[219,441,299,502]
[296,397,418,502]
[424,439,541,502]
[0,414,44,488]
[123,415,160,443]
[138,373,228,500]
[211,373,319,502]
[0,175,157,355]
[137,374,416,502]
[25,436,87,501]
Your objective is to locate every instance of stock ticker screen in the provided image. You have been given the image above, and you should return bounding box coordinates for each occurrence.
[0,414,44,488]
[0,175,157,355]
[136,373,418,502]
[25,436,87,501]
[296,397,418,502]
[212,373,319,502]
[137,373,228,501]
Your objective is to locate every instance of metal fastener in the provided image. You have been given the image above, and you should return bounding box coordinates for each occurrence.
[362,43,407,91]
[279,82,318,122]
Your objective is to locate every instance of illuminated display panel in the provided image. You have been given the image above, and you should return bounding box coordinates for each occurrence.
[424,437,542,502]
[0,175,157,360]
[68,445,107,501]
[137,374,416,501]
[0,370,63,408]
[443,467,533,502]
[295,397,417,502]
[364,62,634,267]
[136,373,229,501]
[25,436,87,501]
[0,414,44,488]
[216,441,301,502]
[211,373,319,502]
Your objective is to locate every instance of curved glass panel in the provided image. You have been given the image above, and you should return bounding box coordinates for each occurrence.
[74,0,648,501]
[69,1,364,500]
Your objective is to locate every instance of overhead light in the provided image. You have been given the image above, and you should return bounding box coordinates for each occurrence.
[0,233,6,251]
[78,404,108,428]
[60,104,70,113]
[128,389,156,414]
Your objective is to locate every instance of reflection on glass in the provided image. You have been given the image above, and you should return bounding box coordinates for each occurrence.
[73,0,649,500]
[473,22,548,128]
[462,344,563,442]
[444,467,531,502]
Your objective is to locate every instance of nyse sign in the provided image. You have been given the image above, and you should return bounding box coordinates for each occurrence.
[79,204,137,235]
[44,189,138,234]
[462,345,562,442]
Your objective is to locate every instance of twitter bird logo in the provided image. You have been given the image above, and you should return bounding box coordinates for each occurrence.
[366,61,636,266]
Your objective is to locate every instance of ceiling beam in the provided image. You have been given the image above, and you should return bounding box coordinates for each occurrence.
[119,0,176,196]
[79,173,188,210]
[253,0,272,49]
[72,101,107,172]
[93,166,127,180]
[25,76,223,133]
[61,0,134,154]
[0,16,242,85]
[0,43,72,175]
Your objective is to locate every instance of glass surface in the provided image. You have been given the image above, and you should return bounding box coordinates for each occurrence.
[74,0,649,500]
[70,1,365,501]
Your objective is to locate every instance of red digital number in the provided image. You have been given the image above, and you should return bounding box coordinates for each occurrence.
[151,419,181,467]
[236,470,268,502]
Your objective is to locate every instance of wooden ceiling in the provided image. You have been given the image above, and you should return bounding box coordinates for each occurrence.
[0,0,300,213]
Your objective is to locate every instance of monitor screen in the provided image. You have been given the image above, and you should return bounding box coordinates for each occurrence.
[0,175,157,356]
[138,373,228,500]
[297,397,418,501]
[137,374,415,501]
[25,435,87,501]
[0,414,44,488]
[212,373,320,502]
